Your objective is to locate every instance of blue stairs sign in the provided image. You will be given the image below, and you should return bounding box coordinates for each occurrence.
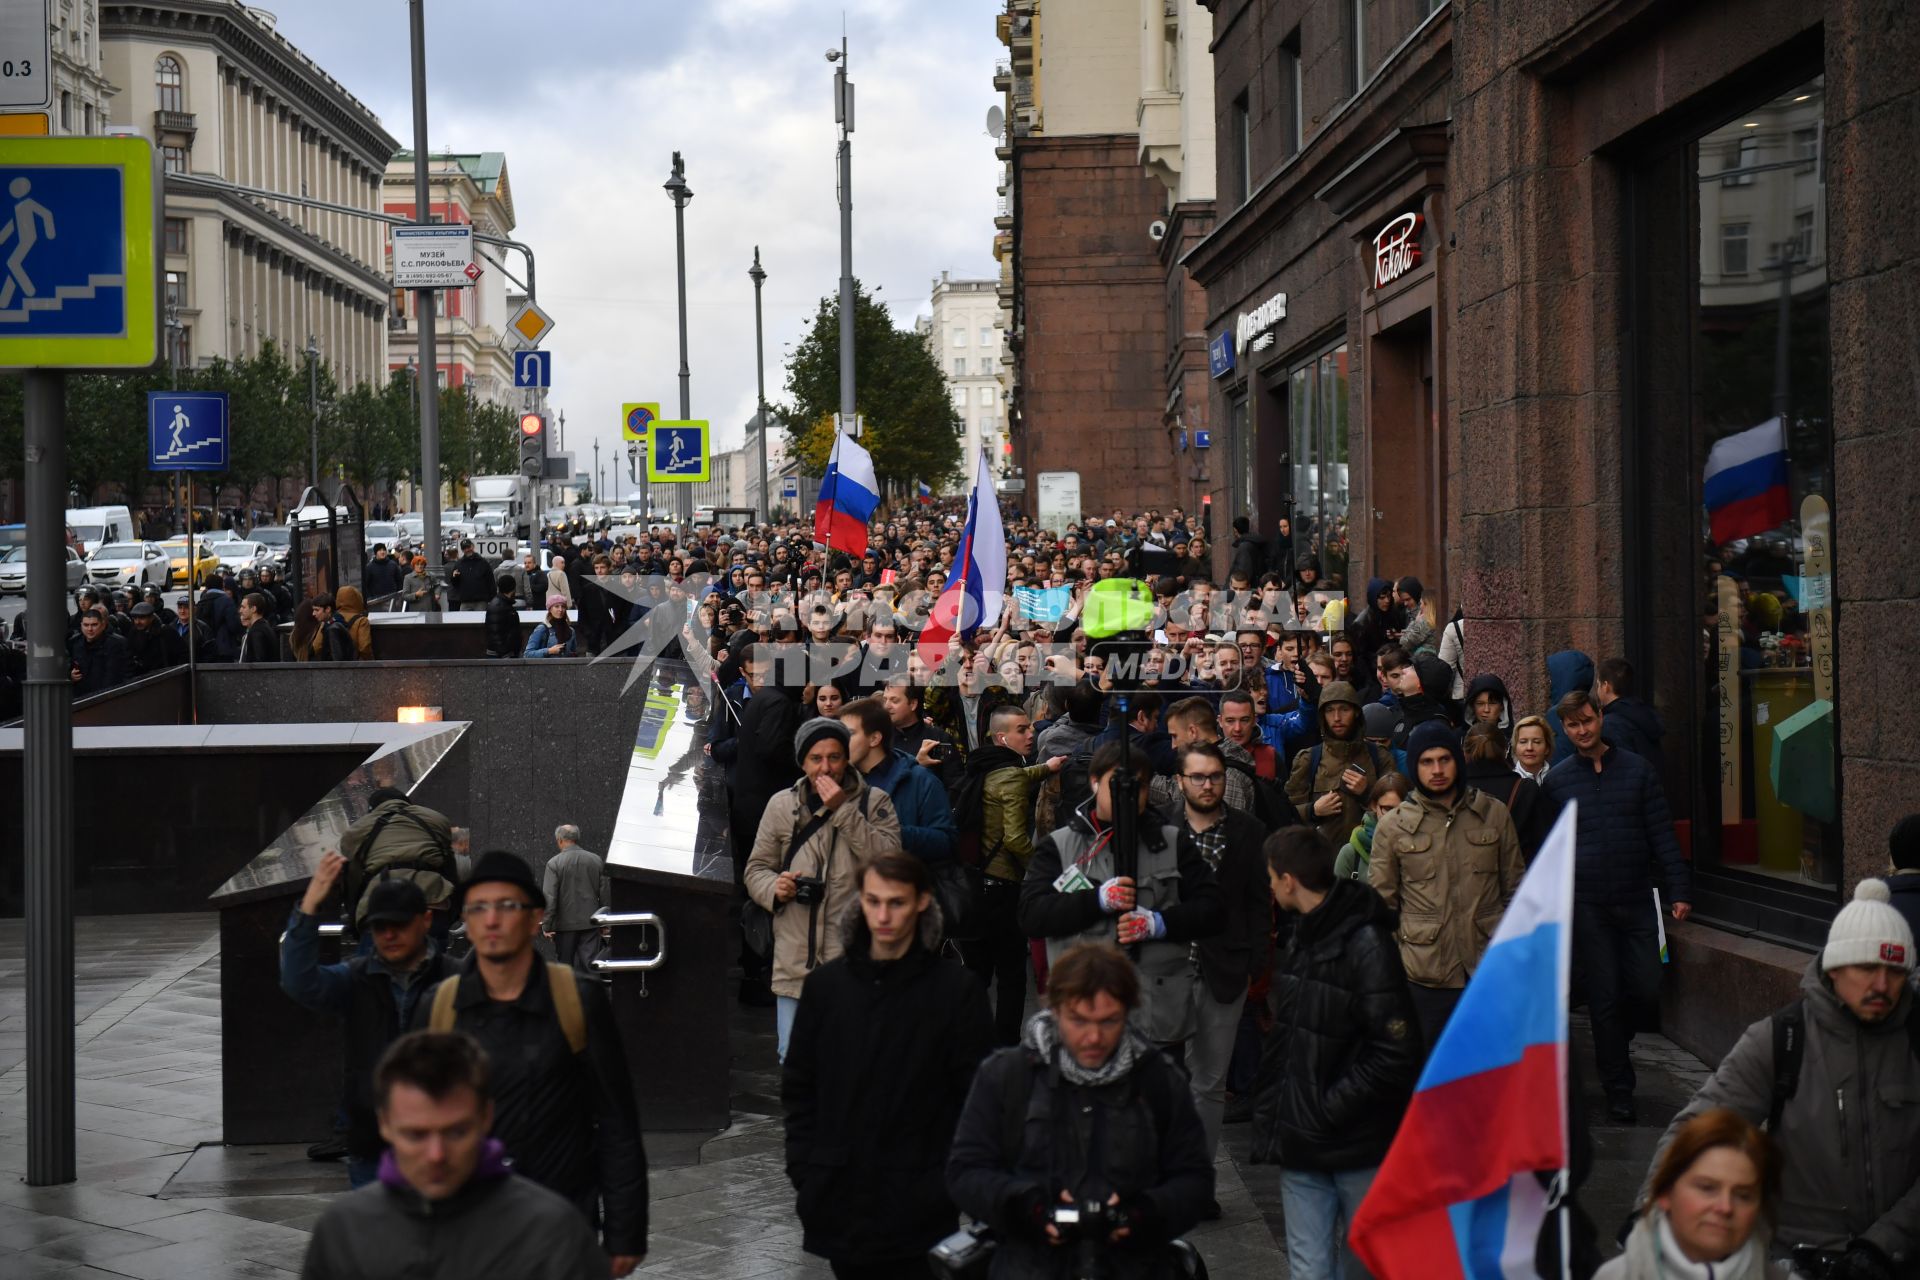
[148,391,230,472]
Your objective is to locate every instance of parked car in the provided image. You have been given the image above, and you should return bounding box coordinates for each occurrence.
[0,545,86,595]
[248,525,292,570]
[364,520,401,548]
[213,541,266,575]
[85,542,172,591]
[159,538,222,588]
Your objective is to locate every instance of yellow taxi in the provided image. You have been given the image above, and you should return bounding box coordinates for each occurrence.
[159,538,222,587]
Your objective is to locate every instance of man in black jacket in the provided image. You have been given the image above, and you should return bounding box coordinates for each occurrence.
[197,583,242,661]
[280,851,456,1187]
[1253,826,1421,1280]
[68,608,130,694]
[1540,689,1691,1123]
[124,602,185,675]
[784,851,993,1277]
[1595,656,1667,774]
[483,575,521,659]
[363,543,405,600]
[947,941,1213,1279]
[414,850,647,1274]
[1168,742,1270,1186]
[447,539,493,611]
[237,591,280,663]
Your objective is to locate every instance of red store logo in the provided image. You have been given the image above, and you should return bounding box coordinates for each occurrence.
[1373,212,1423,289]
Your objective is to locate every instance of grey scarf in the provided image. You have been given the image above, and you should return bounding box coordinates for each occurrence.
[1022,1010,1150,1088]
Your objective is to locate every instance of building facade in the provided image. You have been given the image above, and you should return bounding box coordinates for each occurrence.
[1189,0,1915,1057]
[50,0,117,136]
[383,151,518,405]
[920,273,1006,488]
[101,1,397,388]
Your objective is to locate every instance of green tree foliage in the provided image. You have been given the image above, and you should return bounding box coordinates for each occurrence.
[780,281,961,493]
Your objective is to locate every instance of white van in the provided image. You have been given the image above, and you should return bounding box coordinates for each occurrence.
[65,505,135,555]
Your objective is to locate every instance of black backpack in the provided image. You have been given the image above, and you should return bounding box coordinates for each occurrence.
[1767,997,1920,1130]
[950,764,997,870]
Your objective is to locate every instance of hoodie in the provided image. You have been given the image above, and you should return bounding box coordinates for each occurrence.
[1545,649,1595,765]
[1463,672,1513,733]
[1600,694,1667,774]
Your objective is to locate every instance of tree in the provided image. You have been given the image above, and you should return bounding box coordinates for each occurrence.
[780,280,962,493]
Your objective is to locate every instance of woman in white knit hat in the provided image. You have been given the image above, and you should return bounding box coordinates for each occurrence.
[1641,879,1917,1279]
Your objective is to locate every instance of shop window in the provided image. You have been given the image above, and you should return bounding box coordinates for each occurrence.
[1719,221,1749,276]
[1285,343,1351,589]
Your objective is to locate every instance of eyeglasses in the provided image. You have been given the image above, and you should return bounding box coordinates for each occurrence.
[1181,772,1226,786]
[461,899,536,918]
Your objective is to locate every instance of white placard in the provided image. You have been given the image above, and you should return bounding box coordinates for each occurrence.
[392,224,474,289]
[0,1,51,111]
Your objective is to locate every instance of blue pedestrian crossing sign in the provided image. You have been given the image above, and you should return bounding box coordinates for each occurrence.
[0,136,160,369]
[513,349,551,388]
[148,391,229,472]
[646,420,710,483]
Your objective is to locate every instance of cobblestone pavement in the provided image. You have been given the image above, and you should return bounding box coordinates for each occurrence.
[0,914,1722,1278]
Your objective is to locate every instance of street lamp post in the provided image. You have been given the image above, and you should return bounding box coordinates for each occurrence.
[664,152,693,532]
[408,0,443,570]
[828,40,855,435]
[749,246,769,525]
[306,335,321,494]
[593,438,599,505]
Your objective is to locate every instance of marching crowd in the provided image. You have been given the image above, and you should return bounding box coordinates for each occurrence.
[251,497,1919,1280]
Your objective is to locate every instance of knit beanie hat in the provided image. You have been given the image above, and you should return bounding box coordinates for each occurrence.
[1405,720,1465,798]
[793,716,850,766]
[1822,879,1914,972]
[1362,702,1398,741]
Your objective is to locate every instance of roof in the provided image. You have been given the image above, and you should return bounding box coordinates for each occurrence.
[391,151,507,194]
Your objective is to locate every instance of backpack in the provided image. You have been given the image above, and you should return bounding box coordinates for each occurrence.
[428,962,587,1055]
[950,766,996,869]
[344,804,457,921]
[1224,755,1294,828]
[1767,997,1920,1130]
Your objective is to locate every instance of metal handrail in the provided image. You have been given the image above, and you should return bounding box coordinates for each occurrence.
[589,909,666,972]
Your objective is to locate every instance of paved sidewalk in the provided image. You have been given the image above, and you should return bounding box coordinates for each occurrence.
[0,914,1720,1278]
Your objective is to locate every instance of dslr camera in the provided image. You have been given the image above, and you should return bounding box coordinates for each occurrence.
[1054,1198,1127,1280]
[790,875,826,905]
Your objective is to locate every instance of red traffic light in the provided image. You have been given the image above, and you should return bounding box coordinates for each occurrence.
[519,413,544,436]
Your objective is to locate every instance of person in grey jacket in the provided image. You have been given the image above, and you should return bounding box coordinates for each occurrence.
[1646,880,1919,1278]
[540,824,608,970]
[300,1030,608,1280]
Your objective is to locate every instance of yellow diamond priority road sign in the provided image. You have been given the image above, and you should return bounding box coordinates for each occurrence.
[506,298,554,347]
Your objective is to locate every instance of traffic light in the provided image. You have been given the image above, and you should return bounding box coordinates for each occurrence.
[518,412,545,478]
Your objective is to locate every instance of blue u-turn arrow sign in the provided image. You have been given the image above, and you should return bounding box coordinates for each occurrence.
[513,349,551,388]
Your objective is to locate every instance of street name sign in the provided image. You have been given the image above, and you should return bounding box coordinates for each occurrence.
[646,420,710,483]
[0,135,159,369]
[393,224,474,288]
[147,390,228,471]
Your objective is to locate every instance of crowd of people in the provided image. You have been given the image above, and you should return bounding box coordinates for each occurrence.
[234,494,1917,1279]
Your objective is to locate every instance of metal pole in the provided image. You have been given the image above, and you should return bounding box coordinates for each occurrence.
[185,472,197,724]
[592,438,599,504]
[306,335,320,492]
[409,0,443,570]
[24,369,75,1186]
[750,246,769,525]
[665,152,692,533]
[835,40,856,431]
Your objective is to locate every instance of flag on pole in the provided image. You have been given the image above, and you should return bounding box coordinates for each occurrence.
[918,452,1006,668]
[813,432,880,557]
[1703,416,1789,545]
[1348,802,1576,1280]
[916,480,932,504]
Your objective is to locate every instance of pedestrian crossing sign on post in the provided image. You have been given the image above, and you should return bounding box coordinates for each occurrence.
[0,135,160,369]
[645,420,710,483]
[147,391,228,472]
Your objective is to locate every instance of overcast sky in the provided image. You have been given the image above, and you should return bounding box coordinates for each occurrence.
[269,0,1003,498]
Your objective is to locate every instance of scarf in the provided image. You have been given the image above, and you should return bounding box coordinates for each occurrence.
[1022,1009,1149,1089]
[1618,1209,1773,1280]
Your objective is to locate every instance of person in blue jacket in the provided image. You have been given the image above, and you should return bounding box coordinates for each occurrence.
[523,594,578,657]
[838,696,956,863]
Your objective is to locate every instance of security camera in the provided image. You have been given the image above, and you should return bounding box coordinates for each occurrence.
[1148,219,1168,242]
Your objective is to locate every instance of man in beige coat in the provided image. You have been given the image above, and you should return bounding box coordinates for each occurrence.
[1370,719,1524,1054]
[744,716,903,1061]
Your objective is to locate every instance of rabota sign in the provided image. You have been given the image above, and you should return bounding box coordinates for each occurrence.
[1372,212,1423,289]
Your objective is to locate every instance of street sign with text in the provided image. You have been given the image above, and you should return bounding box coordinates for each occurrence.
[393,224,474,288]
[0,2,52,112]
[147,390,228,471]
[0,135,159,369]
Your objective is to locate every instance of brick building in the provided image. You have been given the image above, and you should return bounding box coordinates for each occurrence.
[1188,0,1918,1056]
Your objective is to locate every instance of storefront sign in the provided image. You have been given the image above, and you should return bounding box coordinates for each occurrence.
[1372,212,1423,289]
[1208,330,1236,379]
[1234,291,1287,356]
[1801,494,1833,704]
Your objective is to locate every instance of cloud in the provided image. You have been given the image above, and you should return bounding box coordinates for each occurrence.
[265,0,1003,501]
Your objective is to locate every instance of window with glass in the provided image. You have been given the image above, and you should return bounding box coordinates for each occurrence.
[1675,75,1836,906]
[155,55,184,113]
[952,357,965,377]
[162,145,188,174]
[953,327,968,347]
[980,327,993,346]
[1231,92,1251,205]
[1226,392,1251,530]
[164,272,186,309]
[1285,343,1351,587]
[164,217,189,256]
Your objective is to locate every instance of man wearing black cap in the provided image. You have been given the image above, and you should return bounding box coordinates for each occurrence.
[280,850,455,1188]
[1369,720,1524,1052]
[419,849,648,1276]
[125,600,185,675]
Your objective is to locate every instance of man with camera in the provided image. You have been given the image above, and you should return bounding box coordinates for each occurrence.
[945,942,1213,1280]
[744,717,904,1062]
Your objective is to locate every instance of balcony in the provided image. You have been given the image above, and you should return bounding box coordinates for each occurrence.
[992,61,1011,91]
[154,109,196,140]
[993,195,1012,231]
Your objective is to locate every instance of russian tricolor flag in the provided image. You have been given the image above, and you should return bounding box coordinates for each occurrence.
[918,452,1006,669]
[1349,802,1576,1280]
[1704,416,1790,545]
[813,431,880,557]
[916,480,932,504]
